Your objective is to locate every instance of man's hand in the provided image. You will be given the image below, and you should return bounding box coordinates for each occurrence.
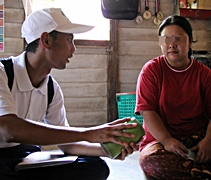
[85,118,137,146]
[114,142,139,160]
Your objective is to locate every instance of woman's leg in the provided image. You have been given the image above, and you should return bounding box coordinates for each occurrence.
[139,142,194,180]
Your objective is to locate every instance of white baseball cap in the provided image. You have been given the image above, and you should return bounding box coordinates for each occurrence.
[21,8,94,44]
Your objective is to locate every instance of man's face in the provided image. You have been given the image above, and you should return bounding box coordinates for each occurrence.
[47,32,76,70]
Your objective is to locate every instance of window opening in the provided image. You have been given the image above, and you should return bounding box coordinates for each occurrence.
[30,0,110,40]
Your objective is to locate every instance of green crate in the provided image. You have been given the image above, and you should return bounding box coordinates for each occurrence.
[116,92,143,124]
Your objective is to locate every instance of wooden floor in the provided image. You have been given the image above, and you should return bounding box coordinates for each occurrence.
[102,151,149,180]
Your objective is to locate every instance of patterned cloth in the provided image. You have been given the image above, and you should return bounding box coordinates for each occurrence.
[139,129,211,180]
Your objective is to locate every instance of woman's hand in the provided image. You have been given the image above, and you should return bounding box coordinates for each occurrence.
[162,137,188,159]
[191,138,211,163]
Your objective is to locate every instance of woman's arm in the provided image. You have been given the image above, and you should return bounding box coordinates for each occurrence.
[142,110,188,159]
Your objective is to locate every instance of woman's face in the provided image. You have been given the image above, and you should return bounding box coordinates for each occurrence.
[159,25,192,69]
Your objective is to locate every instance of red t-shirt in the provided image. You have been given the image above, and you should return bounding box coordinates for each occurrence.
[135,55,211,151]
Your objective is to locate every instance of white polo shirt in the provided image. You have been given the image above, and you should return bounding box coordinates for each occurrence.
[0,52,69,148]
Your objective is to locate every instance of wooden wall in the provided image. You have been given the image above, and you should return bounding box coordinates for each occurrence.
[2,0,24,58]
[1,0,211,127]
[51,47,109,126]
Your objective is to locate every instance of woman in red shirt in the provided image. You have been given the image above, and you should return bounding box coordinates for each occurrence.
[135,15,211,179]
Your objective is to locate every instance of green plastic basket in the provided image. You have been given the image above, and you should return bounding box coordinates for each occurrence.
[116,92,143,124]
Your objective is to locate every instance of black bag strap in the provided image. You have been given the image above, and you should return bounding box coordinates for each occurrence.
[1,58,14,91]
[47,75,54,106]
[0,58,54,107]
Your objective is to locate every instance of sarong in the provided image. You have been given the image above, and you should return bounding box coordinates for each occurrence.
[139,129,211,180]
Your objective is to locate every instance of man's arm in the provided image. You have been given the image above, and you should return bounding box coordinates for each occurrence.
[0,114,137,147]
[59,142,107,157]
[58,141,138,160]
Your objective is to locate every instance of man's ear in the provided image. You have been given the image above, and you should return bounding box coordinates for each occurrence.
[45,38,48,45]
[40,32,50,48]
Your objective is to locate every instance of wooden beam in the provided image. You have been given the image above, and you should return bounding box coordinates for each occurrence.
[74,40,109,47]
[107,20,119,122]
[22,0,32,18]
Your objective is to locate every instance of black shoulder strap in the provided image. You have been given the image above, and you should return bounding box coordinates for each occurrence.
[0,58,14,90]
[0,58,54,106]
[47,75,54,106]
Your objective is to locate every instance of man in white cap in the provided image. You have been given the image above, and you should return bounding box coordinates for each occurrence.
[0,8,138,180]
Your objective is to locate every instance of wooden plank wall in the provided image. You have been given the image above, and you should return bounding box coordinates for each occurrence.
[118,0,211,93]
[2,0,24,58]
[51,47,109,126]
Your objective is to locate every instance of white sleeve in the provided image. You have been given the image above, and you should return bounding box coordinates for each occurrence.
[0,63,17,116]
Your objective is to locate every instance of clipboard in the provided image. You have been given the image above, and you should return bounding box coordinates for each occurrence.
[15,151,78,171]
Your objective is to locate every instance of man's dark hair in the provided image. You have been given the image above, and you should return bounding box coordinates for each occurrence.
[25,30,58,53]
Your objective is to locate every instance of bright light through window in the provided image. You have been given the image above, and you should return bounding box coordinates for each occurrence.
[31,0,110,40]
